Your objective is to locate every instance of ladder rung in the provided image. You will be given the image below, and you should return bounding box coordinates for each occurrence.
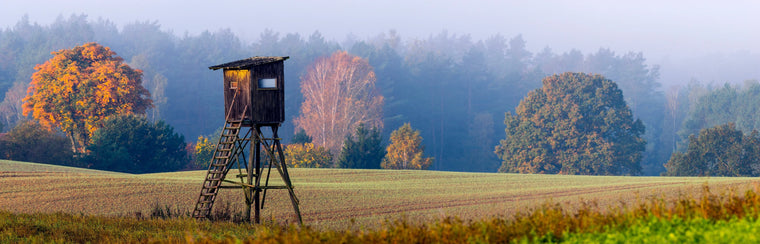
[201,187,217,193]
[208,170,225,174]
[201,192,217,196]
[211,163,228,167]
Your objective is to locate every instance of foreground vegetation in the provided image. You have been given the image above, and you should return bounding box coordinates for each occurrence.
[2,160,756,230]
[2,160,760,242]
[4,183,760,243]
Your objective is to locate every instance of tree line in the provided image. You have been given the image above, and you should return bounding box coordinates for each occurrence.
[1,15,758,175]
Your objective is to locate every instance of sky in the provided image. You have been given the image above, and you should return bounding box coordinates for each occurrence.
[2,0,760,83]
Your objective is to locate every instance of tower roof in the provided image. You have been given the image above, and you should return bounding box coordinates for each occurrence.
[209,56,289,70]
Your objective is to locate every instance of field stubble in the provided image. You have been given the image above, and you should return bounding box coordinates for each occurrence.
[0,160,757,230]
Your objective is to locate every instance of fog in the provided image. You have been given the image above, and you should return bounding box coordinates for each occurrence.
[2,0,760,85]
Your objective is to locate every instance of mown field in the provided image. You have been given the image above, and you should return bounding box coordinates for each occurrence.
[1,159,758,231]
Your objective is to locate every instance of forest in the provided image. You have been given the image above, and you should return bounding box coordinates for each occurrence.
[0,14,757,175]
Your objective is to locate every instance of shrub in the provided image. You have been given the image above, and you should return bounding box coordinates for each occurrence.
[284,142,332,168]
[0,120,75,166]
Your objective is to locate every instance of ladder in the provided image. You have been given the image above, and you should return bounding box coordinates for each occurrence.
[192,120,244,219]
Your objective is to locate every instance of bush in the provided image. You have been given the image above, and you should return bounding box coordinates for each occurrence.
[284,143,332,168]
[86,114,186,173]
[0,120,75,166]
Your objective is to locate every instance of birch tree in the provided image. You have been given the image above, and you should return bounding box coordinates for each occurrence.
[295,51,383,155]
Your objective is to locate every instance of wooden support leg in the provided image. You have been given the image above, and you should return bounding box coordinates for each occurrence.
[253,126,262,224]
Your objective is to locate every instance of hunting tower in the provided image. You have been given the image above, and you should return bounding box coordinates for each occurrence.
[193,56,302,224]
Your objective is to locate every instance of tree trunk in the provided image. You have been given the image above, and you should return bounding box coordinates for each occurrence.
[68,131,79,154]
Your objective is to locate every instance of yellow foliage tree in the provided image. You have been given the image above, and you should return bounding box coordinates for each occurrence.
[22,42,151,153]
[381,123,433,170]
[192,135,216,169]
[284,142,333,168]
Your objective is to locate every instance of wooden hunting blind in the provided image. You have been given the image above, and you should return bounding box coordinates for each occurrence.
[193,56,301,224]
[210,56,288,125]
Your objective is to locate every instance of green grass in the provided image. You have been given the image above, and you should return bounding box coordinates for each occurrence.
[559,216,760,243]
[1,159,758,230]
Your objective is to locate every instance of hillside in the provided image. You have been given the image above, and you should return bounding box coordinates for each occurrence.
[0,160,757,229]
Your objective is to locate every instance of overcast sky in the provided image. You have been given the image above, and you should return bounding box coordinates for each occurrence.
[2,0,760,83]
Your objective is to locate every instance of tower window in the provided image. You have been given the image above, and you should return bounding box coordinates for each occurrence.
[258,78,277,89]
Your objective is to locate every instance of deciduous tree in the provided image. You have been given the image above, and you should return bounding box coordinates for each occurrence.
[664,123,760,176]
[22,42,151,153]
[0,82,27,131]
[294,51,383,155]
[382,123,433,170]
[495,72,646,175]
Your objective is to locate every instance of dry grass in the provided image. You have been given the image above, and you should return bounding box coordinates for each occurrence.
[0,159,757,230]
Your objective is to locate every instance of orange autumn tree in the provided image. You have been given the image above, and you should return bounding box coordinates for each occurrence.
[23,42,151,153]
[295,51,383,156]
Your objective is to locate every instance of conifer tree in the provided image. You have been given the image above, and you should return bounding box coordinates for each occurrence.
[338,124,385,169]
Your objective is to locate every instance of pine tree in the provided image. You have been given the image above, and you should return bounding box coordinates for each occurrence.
[291,128,313,144]
[86,114,185,173]
[337,124,385,169]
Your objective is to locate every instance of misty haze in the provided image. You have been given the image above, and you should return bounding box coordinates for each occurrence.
[2,1,760,241]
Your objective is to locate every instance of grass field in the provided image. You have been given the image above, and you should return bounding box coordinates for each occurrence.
[1,159,758,230]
